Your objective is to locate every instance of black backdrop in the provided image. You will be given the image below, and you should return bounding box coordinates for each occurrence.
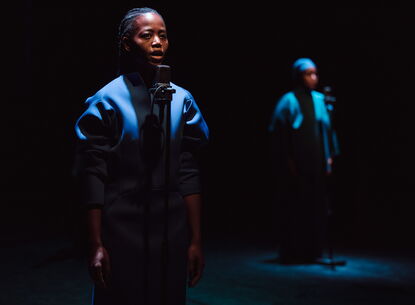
[4,2,414,251]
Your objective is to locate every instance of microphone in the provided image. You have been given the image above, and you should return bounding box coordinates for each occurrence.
[154,65,172,85]
[149,65,176,103]
[323,86,336,104]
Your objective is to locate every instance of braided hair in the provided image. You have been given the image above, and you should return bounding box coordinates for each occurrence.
[117,7,162,57]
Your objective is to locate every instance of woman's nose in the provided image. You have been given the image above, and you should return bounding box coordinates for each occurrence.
[152,36,161,46]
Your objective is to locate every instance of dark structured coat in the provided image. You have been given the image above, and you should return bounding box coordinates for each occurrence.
[74,72,209,305]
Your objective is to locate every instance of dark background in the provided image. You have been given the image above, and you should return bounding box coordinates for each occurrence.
[4,2,414,254]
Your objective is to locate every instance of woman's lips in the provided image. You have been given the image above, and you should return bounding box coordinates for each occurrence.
[150,51,163,57]
[150,52,163,63]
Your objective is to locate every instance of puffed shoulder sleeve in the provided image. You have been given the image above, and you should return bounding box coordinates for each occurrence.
[178,91,209,197]
[268,95,294,176]
[268,95,291,134]
[73,97,120,207]
[182,92,209,150]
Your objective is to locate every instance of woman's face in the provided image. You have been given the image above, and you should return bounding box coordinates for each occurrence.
[302,67,318,89]
[124,12,169,65]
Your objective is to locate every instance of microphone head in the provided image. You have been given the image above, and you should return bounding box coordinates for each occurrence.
[323,86,336,104]
[153,65,171,85]
[149,65,176,100]
[323,86,332,95]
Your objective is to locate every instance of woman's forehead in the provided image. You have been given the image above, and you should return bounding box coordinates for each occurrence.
[134,13,166,29]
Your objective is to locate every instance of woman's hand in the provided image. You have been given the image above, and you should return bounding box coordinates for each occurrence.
[187,242,205,288]
[89,245,111,289]
[326,157,333,176]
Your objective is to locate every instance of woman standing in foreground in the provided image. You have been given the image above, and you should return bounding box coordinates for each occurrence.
[74,7,209,305]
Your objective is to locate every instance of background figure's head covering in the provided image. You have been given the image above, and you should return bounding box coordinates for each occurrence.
[292,57,317,81]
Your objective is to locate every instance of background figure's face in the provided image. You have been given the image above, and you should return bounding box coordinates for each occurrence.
[302,67,318,89]
[124,12,169,66]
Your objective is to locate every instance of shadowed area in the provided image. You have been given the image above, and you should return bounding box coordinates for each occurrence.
[4,2,415,305]
[1,232,414,305]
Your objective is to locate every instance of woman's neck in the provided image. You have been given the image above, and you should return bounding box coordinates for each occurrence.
[294,85,312,95]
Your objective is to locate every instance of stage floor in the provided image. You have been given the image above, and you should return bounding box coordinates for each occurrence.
[1,232,414,305]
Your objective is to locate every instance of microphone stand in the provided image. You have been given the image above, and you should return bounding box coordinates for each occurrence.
[149,72,176,305]
[321,86,346,270]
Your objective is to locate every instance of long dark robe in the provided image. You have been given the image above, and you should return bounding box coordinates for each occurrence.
[74,71,209,305]
[269,86,339,263]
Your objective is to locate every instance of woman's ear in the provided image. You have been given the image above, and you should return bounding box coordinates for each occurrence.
[121,36,131,52]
